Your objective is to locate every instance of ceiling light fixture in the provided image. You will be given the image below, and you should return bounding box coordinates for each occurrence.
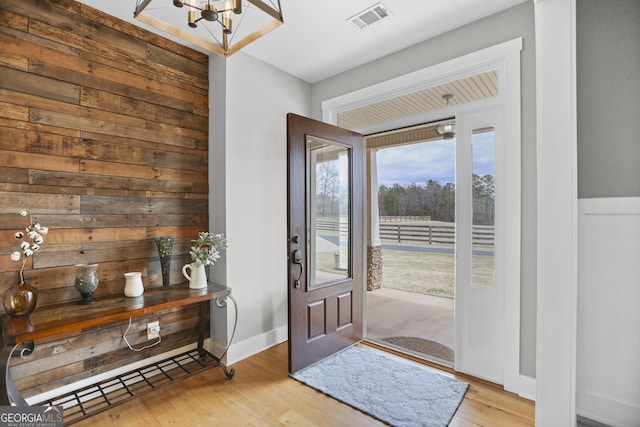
[435,94,456,140]
[134,0,284,56]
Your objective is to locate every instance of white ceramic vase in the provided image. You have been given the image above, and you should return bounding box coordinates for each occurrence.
[182,263,208,289]
[124,272,144,297]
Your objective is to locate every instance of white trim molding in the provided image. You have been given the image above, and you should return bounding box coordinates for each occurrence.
[534,0,578,425]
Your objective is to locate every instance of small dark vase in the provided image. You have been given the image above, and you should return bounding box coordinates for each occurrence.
[2,270,38,317]
[155,236,175,288]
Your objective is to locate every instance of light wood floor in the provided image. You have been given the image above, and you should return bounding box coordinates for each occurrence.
[74,342,534,426]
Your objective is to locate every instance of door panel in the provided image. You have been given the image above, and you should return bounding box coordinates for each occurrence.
[455,109,504,383]
[287,113,364,374]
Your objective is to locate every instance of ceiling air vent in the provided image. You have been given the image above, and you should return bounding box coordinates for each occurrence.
[348,2,392,30]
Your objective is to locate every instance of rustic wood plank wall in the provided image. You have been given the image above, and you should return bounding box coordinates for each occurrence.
[0,0,211,398]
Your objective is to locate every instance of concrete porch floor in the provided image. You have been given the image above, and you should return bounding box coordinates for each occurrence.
[365,288,455,358]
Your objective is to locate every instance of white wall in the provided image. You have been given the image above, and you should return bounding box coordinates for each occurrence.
[209,52,312,363]
[576,0,640,198]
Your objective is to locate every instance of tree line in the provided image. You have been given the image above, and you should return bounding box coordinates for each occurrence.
[378,175,495,225]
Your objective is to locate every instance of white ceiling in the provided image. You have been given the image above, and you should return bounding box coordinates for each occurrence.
[77,0,527,84]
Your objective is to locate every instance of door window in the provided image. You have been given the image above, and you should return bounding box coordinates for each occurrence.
[308,137,351,288]
[471,128,495,289]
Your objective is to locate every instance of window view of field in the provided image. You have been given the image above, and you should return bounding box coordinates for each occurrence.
[376,131,495,296]
[366,133,496,364]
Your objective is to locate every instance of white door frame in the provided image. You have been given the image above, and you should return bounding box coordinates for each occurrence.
[322,38,528,397]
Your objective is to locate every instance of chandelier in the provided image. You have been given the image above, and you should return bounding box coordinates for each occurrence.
[435,94,456,140]
[134,0,284,56]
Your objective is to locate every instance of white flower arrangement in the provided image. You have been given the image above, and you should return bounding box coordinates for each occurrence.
[189,232,227,267]
[10,209,49,280]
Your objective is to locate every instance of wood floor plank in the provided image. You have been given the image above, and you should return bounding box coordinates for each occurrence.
[72,342,534,426]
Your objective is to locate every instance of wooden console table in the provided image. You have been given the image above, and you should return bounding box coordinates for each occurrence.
[1,283,234,423]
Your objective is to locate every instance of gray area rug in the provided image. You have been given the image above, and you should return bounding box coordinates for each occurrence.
[381,337,455,364]
[291,346,468,427]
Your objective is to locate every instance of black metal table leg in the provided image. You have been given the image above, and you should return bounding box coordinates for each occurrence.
[1,340,33,406]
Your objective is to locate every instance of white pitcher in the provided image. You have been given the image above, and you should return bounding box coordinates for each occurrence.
[182,263,208,289]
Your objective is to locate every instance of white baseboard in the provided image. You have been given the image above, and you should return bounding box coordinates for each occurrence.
[577,390,639,427]
[518,374,536,401]
[226,325,288,366]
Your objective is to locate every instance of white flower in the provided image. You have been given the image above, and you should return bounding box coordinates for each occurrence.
[9,209,49,274]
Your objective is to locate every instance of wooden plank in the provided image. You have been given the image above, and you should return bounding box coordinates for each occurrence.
[78,3,208,64]
[0,66,79,104]
[0,102,28,121]
[79,50,208,93]
[28,22,198,90]
[79,130,207,158]
[0,104,82,139]
[0,52,28,71]
[0,0,146,58]
[29,109,200,149]
[27,55,207,112]
[0,125,85,155]
[29,170,197,194]
[0,19,80,57]
[78,195,208,216]
[80,160,208,183]
[146,44,208,81]
[0,9,28,32]
[80,87,208,132]
[32,214,208,230]
[0,192,80,214]
[0,149,79,173]
[0,167,29,184]
[145,121,208,143]
[145,149,208,173]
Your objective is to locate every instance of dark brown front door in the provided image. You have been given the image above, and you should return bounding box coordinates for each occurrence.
[287,113,364,373]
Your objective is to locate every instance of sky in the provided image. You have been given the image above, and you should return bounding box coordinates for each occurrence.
[376,132,495,187]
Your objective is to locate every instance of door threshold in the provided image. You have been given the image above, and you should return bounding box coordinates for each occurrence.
[363,338,454,372]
